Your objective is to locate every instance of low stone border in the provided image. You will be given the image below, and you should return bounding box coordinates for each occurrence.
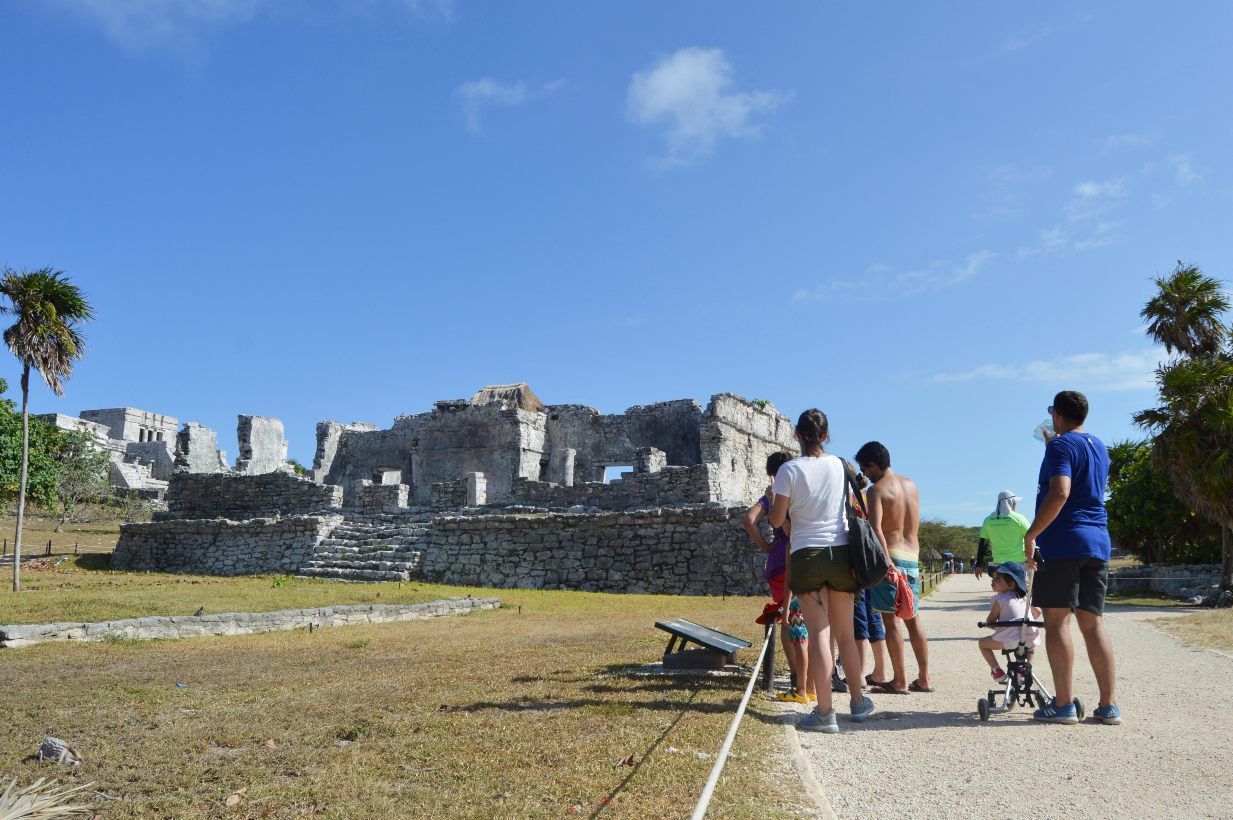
[0,596,501,649]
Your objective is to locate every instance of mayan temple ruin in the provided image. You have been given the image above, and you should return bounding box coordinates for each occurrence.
[110,384,798,595]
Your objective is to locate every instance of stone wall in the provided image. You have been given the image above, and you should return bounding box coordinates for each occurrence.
[431,478,468,510]
[700,395,797,505]
[176,422,227,474]
[507,464,715,510]
[81,407,178,443]
[165,472,342,519]
[0,597,500,649]
[355,482,409,513]
[420,505,765,595]
[113,514,342,575]
[1108,563,1223,599]
[236,415,289,475]
[316,403,544,506]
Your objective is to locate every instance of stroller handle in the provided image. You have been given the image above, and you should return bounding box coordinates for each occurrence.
[978,620,1045,628]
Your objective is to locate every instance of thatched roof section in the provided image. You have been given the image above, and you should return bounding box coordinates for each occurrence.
[469,383,545,413]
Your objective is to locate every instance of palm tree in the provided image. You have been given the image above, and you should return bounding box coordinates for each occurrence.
[0,268,93,592]
[1134,263,1233,587]
[1140,261,1230,356]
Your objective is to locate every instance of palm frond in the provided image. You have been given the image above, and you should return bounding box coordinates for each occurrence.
[0,777,96,819]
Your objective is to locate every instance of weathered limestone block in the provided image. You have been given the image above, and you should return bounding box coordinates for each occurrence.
[236,415,289,475]
[549,447,576,486]
[0,597,500,649]
[164,472,343,519]
[466,472,486,506]
[175,422,226,474]
[113,514,343,575]
[635,447,667,474]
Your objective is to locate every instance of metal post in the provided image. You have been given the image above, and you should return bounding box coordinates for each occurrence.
[760,622,776,691]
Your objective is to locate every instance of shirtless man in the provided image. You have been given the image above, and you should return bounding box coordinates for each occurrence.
[855,441,933,693]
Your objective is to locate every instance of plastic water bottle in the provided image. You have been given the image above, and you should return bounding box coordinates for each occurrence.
[1032,419,1054,442]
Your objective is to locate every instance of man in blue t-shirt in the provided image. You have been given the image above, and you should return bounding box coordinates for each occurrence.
[1024,390,1121,726]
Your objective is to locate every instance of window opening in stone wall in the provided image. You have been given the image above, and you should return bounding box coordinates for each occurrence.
[156,431,163,441]
[138,429,146,442]
[603,465,633,484]
[539,459,549,481]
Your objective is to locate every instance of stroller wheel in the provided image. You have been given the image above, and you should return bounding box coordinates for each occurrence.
[1073,697,1086,721]
[977,698,990,721]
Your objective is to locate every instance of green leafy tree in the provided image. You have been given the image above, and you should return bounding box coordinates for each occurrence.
[1134,262,1233,587]
[51,428,112,531]
[0,268,93,592]
[918,519,979,565]
[1105,439,1221,564]
[0,383,62,513]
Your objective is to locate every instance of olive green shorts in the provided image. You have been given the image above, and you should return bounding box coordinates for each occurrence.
[789,546,858,595]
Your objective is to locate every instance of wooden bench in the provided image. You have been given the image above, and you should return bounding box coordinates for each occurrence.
[655,619,752,670]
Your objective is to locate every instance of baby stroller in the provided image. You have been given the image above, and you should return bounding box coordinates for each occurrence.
[975,565,1086,722]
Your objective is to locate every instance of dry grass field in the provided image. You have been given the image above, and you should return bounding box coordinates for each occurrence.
[1,516,811,818]
[1153,608,1233,654]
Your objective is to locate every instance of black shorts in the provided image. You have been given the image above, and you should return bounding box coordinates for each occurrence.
[1032,556,1108,615]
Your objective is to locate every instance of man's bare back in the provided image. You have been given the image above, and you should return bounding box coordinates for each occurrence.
[868,471,920,560]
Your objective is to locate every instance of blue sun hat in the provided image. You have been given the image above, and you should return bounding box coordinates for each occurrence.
[993,561,1028,595]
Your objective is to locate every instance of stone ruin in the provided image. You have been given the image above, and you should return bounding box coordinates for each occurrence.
[111,385,798,596]
[41,407,294,499]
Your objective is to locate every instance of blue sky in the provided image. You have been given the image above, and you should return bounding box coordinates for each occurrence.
[2,1,1230,525]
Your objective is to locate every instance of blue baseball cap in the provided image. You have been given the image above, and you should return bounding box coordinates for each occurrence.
[993,561,1028,594]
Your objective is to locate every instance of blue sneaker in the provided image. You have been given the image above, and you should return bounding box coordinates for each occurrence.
[849,696,877,723]
[1092,704,1122,725]
[798,708,839,734]
[1033,698,1078,724]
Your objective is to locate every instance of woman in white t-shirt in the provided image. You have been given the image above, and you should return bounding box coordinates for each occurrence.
[770,409,876,732]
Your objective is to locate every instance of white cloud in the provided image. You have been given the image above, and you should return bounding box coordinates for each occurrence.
[50,0,261,47]
[1101,133,1155,152]
[1063,177,1128,221]
[999,25,1055,53]
[454,78,565,133]
[932,349,1166,392]
[49,0,450,48]
[793,251,994,304]
[1170,153,1203,185]
[626,47,789,167]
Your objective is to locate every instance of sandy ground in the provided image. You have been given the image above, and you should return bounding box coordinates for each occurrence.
[785,572,1233,820]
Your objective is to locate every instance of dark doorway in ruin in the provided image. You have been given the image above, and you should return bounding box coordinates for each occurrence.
[539,459,549,481]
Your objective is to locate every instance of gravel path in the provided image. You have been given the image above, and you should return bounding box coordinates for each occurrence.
[787,572,1233,819]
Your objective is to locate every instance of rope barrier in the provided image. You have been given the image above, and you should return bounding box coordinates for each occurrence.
[689,624,774,820]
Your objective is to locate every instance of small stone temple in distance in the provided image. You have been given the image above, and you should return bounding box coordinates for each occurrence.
[112,384,798,596]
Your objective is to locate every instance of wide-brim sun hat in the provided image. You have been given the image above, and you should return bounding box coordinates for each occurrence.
[994,561,1028,594]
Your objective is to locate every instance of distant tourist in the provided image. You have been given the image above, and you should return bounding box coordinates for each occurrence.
[857,441,934,694]
[1024,391,1121,725]
[743,451,813,704]
[975,491,1030,578]
[769,409,876,732]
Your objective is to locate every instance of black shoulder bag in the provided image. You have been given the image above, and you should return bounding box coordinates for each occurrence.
[841,461,890,589]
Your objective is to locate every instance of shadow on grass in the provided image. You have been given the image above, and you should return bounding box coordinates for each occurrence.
[589,689,698,818]
[445,694,742,716]
[73,553,113,571]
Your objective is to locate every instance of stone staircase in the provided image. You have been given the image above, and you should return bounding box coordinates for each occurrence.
[298,514,434,582]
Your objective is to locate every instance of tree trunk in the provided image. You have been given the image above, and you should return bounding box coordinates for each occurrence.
[1222,524,1232,589]
[12,363,29,593]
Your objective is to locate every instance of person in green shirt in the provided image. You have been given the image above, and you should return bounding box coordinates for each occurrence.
[974,491,1030,578]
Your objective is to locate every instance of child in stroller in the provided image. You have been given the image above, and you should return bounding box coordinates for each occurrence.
[976,561,1086,721]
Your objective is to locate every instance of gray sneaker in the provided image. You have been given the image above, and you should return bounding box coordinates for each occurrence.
[850,696,877,722]
[798,708,839,734]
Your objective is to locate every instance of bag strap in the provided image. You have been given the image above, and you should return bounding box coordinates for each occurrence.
[840,460,870,518]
